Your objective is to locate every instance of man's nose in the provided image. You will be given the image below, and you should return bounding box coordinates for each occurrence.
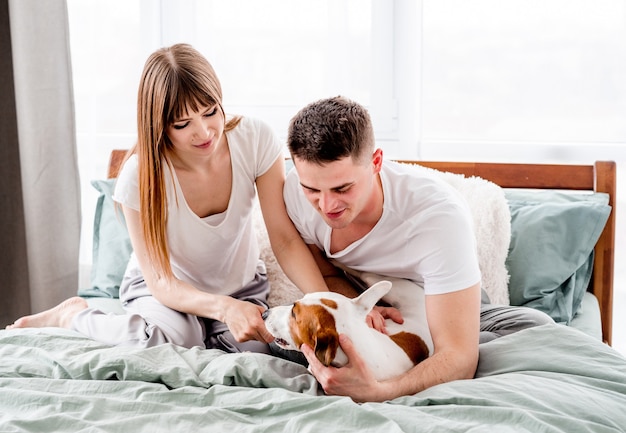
[318,192,335,212]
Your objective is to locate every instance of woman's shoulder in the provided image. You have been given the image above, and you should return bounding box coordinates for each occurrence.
[227,115,280,154]
[117,153,138,179]
[226,116,282,176]
[228,115,274,138]
[112,153,139,207]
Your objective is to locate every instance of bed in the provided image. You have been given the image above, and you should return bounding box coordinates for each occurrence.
[1,152,624,432]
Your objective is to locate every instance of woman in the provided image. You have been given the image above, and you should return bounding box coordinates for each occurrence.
[6,43,329,354]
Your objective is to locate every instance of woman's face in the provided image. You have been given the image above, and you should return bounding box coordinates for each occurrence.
[166,104,225,156]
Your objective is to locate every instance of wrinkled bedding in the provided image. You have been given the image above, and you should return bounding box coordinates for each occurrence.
[1,324,625,432]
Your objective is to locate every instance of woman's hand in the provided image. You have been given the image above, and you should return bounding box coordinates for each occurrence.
[222,298,274,343]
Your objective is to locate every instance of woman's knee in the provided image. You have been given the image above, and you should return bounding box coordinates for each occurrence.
[153,315,205,348]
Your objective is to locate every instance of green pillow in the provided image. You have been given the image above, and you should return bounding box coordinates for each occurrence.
[505,190,611,324]
[78,179,133,299]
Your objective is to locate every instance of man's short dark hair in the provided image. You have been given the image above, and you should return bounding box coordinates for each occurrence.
[287,96,374,164]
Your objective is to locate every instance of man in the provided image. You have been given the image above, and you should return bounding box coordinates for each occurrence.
[283,96,553,402]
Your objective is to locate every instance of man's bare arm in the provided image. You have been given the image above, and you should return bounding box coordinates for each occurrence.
[304,244,361,297]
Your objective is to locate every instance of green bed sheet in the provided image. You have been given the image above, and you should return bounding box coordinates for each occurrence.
[1,324,625,432]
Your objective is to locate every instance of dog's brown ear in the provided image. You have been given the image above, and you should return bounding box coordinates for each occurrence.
[313,329,339,367]
[291,303,339,366]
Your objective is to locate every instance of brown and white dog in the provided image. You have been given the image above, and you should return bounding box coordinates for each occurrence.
[263,276,433,381]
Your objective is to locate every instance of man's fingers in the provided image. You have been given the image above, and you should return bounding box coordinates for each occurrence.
[389,308,404,324]
[366,310,388,334]
[302,343,322,372]
[376,306,404,324]
[338,334,359,359]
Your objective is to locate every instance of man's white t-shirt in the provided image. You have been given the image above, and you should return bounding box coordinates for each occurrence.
[284,160,481,295]
[113,117,282,296]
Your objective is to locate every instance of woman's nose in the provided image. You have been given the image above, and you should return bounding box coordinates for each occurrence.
[194,121,210,140]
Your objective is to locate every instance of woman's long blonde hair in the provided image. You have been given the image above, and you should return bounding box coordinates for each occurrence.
[129,43,241,279]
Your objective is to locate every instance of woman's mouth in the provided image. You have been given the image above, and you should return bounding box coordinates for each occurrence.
[195,139,212,149]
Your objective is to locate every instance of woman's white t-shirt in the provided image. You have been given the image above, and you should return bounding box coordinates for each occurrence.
[113,117,282,296]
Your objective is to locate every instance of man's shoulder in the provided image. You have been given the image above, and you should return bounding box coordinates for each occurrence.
[382,159,435,179]
[381,160,449,197]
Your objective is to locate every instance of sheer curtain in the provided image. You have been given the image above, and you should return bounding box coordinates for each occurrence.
[0,0,79,325]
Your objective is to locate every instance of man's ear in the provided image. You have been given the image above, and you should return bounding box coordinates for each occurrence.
[313,329,339,367]
[371,148,383,173]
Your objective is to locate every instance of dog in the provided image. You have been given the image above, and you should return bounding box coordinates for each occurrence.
[263,275,433,381]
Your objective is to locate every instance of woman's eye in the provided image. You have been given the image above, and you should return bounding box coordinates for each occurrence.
[204,107,217,117]
[172,122,189,130]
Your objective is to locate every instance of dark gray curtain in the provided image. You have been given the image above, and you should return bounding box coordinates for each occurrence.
[0,0,80,326]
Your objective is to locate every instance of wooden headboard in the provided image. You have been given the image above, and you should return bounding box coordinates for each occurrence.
[108,150,616,345]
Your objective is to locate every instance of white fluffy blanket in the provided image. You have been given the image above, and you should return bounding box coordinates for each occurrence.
[257,165,511,307]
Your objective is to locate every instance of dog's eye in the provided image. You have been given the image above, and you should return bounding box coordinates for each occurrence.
[291,303,302,322]
[291,304,301,320]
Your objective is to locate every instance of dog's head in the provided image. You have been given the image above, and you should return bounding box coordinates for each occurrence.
[263,281,392,367]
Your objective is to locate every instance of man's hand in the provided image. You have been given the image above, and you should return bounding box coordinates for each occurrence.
[302,334,383,402]
[366,305,404,334]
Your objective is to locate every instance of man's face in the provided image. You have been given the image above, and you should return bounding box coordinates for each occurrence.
[294,155,379,230]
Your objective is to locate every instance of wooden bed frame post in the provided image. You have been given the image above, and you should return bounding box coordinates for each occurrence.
[593,161,616,346]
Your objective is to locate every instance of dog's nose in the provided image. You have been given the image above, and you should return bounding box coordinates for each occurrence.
[261,309,269,321]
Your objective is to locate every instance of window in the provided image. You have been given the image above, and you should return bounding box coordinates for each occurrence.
[419,0,626,162]
[159,0,381,141]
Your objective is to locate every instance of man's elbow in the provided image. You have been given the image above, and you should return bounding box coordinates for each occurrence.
[458,347,479,380]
